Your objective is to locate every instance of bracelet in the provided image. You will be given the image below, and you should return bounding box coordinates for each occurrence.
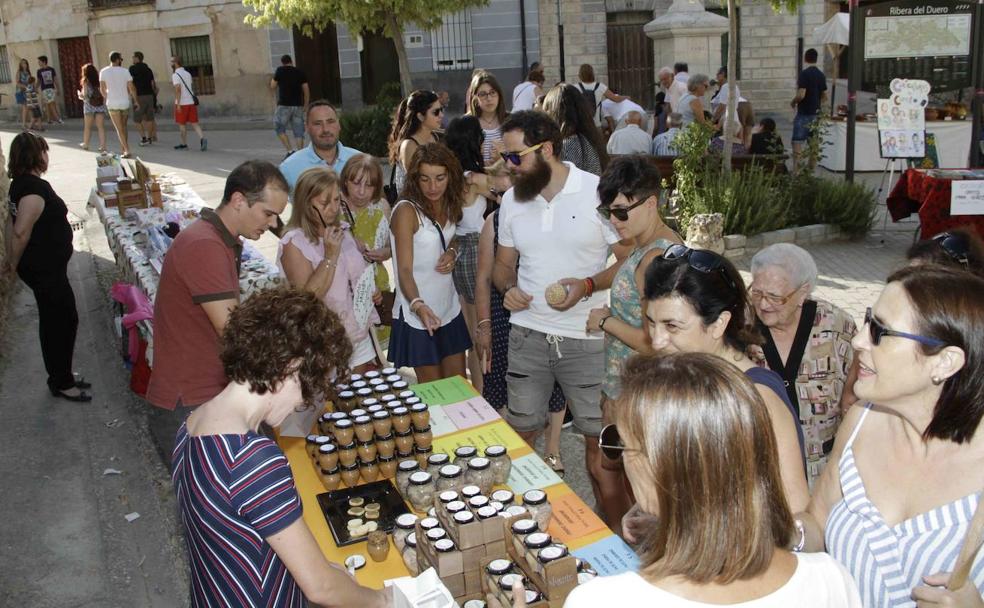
[477,319,491,327]
[408,297,424,312]
[792,519,806,552]
[599,315,612,331]
[584,277,595,297]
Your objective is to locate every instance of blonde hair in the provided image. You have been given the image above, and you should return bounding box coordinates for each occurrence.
[286,167,340,243]
[615,353,793,584]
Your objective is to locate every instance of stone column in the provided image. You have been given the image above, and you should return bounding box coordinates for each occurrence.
[645,0,728,83]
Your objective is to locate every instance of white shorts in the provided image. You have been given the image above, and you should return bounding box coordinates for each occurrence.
[350,334,377,368]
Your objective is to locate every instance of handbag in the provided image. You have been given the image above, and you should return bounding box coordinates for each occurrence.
[382,162,398,205]
[342,200,395,325]
[175,70,200,106]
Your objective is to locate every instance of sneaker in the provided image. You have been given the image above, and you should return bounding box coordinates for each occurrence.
[562,408,574,429]
[138,137,149,146]
[174,144,188,150]
[200,138,207,151]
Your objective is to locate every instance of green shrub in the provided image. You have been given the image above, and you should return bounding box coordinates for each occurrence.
[790,175,877,238]
[338,82,402,158]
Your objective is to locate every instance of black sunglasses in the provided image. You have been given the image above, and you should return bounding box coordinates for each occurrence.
[662,244,738,292]
[597,195,654,222]
[432,107,445,116]
[598,424,636,461]
[864,307,946,348]
[932,232,970,268]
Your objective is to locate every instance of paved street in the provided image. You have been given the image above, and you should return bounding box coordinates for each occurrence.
[0,119,918,604]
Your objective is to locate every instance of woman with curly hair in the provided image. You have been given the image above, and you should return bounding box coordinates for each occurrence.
[390,142,471,382]
[172,287,390,608]
[387,90,443,194]
[541,83,610,175]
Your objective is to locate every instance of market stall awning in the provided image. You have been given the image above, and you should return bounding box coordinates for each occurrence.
[813,12,850,46]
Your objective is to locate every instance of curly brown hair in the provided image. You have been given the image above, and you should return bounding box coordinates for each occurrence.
[399,142,464,224]
[220,287,352,403]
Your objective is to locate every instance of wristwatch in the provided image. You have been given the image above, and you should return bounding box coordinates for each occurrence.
[599,315,612,331]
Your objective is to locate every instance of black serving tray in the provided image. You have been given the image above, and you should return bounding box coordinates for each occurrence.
[316,479,411,547]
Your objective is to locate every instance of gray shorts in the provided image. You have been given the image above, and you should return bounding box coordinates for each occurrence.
[274,105,305,137]
[505,325,604,436]
[133,95,156,122]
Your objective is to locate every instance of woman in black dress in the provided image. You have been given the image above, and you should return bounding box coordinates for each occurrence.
[4,132,91,401]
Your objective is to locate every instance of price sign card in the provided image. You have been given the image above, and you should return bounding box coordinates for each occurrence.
[951,180,984,216]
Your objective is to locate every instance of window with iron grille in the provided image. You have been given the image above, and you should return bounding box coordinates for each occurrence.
[170,36,215,95]
[431,10,473,71]
[0,46,10,84]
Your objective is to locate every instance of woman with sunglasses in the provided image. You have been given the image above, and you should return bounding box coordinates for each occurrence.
[747,243,859,490]
[561,353,861,608]
[277,167,381,372]
[389,143,471,382]
[907,228,984,276]
[584,155,682,529]
[540,83,610,176]
[795,265,984,607]
[387,90,443,194]
[622,246,809,542]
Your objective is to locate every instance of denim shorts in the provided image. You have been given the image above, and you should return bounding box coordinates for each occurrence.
[792,113,818,143]
[274,105,305,138]
[504,325,604,436]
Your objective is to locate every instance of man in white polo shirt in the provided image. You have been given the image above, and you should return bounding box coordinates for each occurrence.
[493,110,629,522]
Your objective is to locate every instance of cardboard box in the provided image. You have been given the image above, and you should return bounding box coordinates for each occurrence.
[117,188,147,219]
[415,522,463,576]
[436,504,486,549]
[481,557,549,608]
[500,513,578,608]
[464,567,483,595]
[461,546,487,573]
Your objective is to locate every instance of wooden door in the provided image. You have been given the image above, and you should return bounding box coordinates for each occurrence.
[360,30,400,105]
[606,12,655,109]
[292,23,341,105]
[57,37,92,118]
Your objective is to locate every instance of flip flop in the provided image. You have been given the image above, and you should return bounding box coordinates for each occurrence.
[544,453,565,477]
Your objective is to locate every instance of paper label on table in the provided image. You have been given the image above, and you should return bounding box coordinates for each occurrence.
[951,180,984,216]
[411,377,477,406]
[428,406,457,437]
[572,534,640,576]
[546,491,608,543]
[432,421,527,455]
[442,397,500,430]
[506,453,564,494]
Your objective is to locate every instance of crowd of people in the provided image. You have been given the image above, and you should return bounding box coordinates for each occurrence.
[8,54,984,608]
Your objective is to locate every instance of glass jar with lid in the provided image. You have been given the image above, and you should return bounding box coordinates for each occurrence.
[453,511,475,526]
[403,396,422,408]
[460,485,481,500]
[393,513,418,552]
[413,426,433,450]
[376,433,396,459]
[410,403,430,430]
[402,533,419,575]
[317,443,338,470]
[385,400,403,413]
[415,445,433,468]
[337,442,358,467]
[353,416,375,443]
[381,366,398,377]
[333,419,355,445]
[486,558,513,585]
[366,403,384,415]
[407,471,436,511]
[350,372,365,383]
[357,440,377,462]
[394,429,415,454]
[336,390,357,411]
[351,379,368,390]
[468,495,490,511]
[397,389,415,400]
[378,454,397,479]
[524,532,552,571]
[395,459,420,495]
[491,489,515,507]
[319,466,341,491]
[419,516,440,532]
[340,462,361,487]
[510,518,539,544]
[484,445,512,485]
[350,408,368,419]
[380,394,397,406]
[355,387,373,401]
[465,457,494,494]
[426,453,450,478]
[363,370,380,381]
[504,505,527,518]
[372,411,392,437]
[477,505,498,520]
[385,374,402,384]
[359,457,379,482]
[452,446,478,468]
[360,397,379,409]
[391,407,412,434]
[425,527,447,544]
[318,414,332,436]
[434,538,456,554]
[445,500,467,515]
[498,574,526,600]
[396,449,415,463]
[523,489,552,531]
[373,384,390,396]
[334,381,351,393]
[438,490,459,505]
[305,434,320,459]
[538,543,569,571]
[313,435,332,459]
[437,464,464,493]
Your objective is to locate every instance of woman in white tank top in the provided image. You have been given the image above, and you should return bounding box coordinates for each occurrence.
[388,142,472,382]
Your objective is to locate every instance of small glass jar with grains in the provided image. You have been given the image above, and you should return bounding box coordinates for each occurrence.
[437,464,464,493]
[393,513,418,552]
[395,459,420,495]
[523,489,552,531]
[465,457,494,494]
[407,471,436,511]
[484,445,512,485]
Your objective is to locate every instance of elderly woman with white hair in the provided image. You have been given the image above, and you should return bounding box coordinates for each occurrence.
[747,243,859,489]
[677,73,712,130]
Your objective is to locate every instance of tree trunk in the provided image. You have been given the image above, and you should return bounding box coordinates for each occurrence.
[386,13,414,95]
[723,0,739,177]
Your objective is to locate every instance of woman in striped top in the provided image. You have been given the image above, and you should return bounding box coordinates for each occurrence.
[798,265,984,607]
[172,287,391,608]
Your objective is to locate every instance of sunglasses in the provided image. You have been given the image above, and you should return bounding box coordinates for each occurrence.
[864,307,946,348]
[932,232,970,268]
[662,244,738,292]
[431,107,445,116]
[500,142,544,166]
[598,424,637,461]
[597,195,654,222]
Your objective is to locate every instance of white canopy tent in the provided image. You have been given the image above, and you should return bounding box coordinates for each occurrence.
[813,13,850,114]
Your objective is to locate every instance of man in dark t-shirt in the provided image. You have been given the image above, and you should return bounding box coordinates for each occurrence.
[270,55,309,158]
[790,48,827,171]
[130,51,159,146]
[36,56,62,124]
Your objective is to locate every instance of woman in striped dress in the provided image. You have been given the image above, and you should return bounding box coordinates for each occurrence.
[798,265,984,607]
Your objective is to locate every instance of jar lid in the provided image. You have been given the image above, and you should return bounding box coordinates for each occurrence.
[425,527,446,541]
[461,485,481,498]
[491,490,514,504]
[505,505,527,517]
[359,456,378,466]
[523,489,547,505]
[350,409,368,418]
[406,532,417,547]
[410,403,428,413]
[306,434,319,443]
[490,501,504,512]
[378,454,395,463]
[396,449,415,459]
[334,419,353,429]
[381,394,397,403]
[404,396,421,405]
[525,532,552,549]
[372,411,391,421]
[420,517,439,529]
[498,573,525,592]
[354,415,372,425]
[438,490,459,504]
[368,377,384,385]
[330,412,349,421]
[376,432,394,441]
[351,380,367,389]
[486,558,513,576]
[415,446,433,455]
[344,554,367,570]
[385,374,402,383]
[477,505,498,519]
[463,600,486,608]
[314,436,332,444]
[367,404,384,414]
[454,446,477,458]
[398,390,415,399]
[381,367,398,376]
[396,513,419,529]
[392,407,410,416]
[395,428,414,438]
[356,388,373,396]
[485,444,507,457]
[434,538,455,552]
[363,370,380,379]
[408,471,432,485]
[374,385,390,393]
[341,462,360,471]
[453,511,474,524]
[446,500,467,513]
[350,373,364,382]
[468,457,490,470]
[318,444,337,454]
[358,440,376,448]
[414,425,432,434]
[468,496,490,509]
[439,464,462,478]
[361,397,379,407]
[338,441,356,450]
[338,390,356,398]
[392,380,410,389]
[538,545,567,563]
[428,453,450,466]
[321,466,340,475]
[511,519,538,534]
[398,460,420,472]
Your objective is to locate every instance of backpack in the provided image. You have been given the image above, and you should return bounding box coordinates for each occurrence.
[578,83,600,114]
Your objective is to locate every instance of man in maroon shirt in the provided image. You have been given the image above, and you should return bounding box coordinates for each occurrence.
[147,161,288,441]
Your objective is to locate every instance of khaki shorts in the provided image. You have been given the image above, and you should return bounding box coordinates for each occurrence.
[504,325,604,436]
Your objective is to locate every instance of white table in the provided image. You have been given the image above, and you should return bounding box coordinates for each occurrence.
[819,120,973,172]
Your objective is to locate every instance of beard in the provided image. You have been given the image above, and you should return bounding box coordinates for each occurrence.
[512,153,552,202]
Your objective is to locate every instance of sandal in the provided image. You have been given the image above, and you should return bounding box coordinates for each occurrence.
[544,453,565,477]
[49,387,92,402]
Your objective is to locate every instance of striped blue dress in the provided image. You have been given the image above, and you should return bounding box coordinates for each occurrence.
[825,405,984,607]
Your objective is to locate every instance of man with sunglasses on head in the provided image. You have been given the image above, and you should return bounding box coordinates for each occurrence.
[492,110,631,522]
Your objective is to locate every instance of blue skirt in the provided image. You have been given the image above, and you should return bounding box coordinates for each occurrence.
[389,310,472,368]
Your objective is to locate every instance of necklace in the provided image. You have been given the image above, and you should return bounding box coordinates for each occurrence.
[479,115,498,130]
